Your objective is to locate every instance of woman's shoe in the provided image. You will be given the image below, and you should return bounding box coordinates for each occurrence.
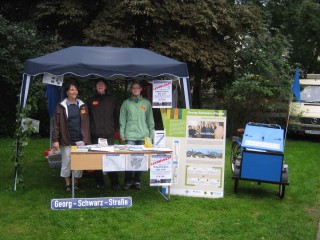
[133,183,141,190]
[66,184,72,192]
[123,183,132,190]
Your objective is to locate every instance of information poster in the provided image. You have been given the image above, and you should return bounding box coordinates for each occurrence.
[150,154,173,186]
[161,108,227,198]
[152,80,172,108]
[103,154,126,172]
[126,154,148,171]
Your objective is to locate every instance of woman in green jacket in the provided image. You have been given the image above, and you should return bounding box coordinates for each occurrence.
[120,81,155,190]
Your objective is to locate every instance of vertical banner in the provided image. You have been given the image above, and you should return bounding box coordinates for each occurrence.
[161,109,227,198]
[152,80,172,108]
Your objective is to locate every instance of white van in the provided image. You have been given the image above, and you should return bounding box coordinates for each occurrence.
[288,74,320,135]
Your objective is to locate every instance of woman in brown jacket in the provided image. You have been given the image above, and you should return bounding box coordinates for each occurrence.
[52,82,90,191]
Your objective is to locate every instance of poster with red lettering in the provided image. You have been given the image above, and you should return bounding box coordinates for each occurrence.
[150,154,173,186]
[152,80,172,108]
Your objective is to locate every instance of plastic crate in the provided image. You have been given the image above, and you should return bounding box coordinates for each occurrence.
[45,151,61,169]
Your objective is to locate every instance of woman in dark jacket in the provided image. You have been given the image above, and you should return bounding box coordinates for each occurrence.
[87,79,120,190]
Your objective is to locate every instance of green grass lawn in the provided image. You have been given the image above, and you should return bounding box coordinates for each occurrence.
[0,137,319,240]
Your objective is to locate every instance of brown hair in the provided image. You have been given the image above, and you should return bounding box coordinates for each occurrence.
[64,83,78,95]
[130,81,143,89]
[95,78,107,86]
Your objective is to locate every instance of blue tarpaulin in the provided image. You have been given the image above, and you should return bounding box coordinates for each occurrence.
[24,46,189,78]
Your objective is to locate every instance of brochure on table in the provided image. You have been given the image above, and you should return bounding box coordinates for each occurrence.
[161,108,227,198]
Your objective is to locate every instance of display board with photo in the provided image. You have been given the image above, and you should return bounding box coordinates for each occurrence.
[161,108,227,198]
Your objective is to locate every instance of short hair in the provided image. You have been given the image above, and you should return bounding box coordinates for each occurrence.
[95,78,107,86]
[130,80,143,89]
[64,83,78,94]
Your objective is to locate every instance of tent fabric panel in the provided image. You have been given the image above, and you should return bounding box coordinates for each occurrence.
[19,74,32,110]
[24,46,189,78]
[45,85,63,118]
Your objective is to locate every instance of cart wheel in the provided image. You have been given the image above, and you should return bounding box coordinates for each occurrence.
[279,185,286,199]
[234,180,239,193]
[231,141,241,173]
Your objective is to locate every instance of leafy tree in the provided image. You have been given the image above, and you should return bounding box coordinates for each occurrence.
[0,15,48,136]
[0,0,40,22]
[8,0,262,109]
[225,26,292,134]
[83,0,262,107]
[241,0,320,73]
[33,1,92,46]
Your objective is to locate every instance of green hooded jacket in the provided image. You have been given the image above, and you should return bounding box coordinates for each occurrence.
[119,96,155,141]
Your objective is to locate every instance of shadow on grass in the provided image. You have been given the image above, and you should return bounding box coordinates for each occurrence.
[227,181,285,200]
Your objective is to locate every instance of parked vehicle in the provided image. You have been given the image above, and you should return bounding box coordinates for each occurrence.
[288,74,320,135]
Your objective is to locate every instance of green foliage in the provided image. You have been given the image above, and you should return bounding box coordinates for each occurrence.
[82,0,263,107]
[225,74,272,130]
[33,0,101,46]
[255,0,320,73]
[10,76,48,187]
[224,26,292,135]
[235,27,292,78]
[12,104,38,188]
[224,71,291,134]
[0,16,42,84]
[0,15,50,136]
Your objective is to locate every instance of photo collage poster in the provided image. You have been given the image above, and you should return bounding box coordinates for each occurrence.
[161,108,227,198]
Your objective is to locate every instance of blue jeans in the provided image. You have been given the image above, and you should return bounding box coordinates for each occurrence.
[125,140,144,184]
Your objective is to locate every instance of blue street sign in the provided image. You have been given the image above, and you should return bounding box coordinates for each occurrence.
[51,197,132,210]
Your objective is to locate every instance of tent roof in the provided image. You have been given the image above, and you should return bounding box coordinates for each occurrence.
[23,46,189,79]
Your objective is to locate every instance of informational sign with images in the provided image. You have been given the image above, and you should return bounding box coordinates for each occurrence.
[149,154,173,186]
[42,73,63,86]
[152,80,172,108]
[161,108,227,198]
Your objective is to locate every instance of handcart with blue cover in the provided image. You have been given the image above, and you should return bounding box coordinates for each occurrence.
[230,122,289,198]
